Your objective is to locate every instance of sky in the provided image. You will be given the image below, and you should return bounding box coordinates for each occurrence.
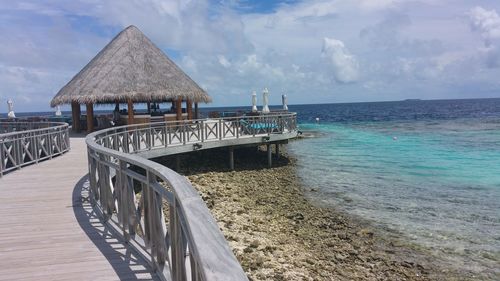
[1,0,500,112]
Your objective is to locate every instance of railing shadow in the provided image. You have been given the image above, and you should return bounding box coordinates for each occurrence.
[72,174,159,281]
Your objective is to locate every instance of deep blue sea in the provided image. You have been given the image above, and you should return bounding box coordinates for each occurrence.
[5,98,500,277]
[287,99,500,278]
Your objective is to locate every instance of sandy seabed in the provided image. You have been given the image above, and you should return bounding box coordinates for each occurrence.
[157,145,462,281]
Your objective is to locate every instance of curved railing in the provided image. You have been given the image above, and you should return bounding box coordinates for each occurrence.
[0,121,70,176]
[86,113,297,281]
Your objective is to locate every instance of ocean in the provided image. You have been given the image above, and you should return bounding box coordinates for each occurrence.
[287,99,500,278]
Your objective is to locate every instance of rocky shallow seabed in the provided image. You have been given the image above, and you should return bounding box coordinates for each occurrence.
[157,146,462,280]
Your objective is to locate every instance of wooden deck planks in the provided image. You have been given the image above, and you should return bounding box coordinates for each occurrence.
[0,137,158,281]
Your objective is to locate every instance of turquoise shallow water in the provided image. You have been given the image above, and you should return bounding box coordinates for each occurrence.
[287,101,500,278]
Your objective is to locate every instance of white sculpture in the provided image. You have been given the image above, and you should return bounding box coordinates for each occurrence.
[262,88,270,114]
[55,106,62,116]
[282,94,288,111]
[7,99,15,119]
[251,91,258,112]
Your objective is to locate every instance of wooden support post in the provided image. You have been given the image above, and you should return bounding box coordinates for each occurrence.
[267,144,272,168]
[186,99,193,120]
[175,155,181,171]
[86,103,94,133]
[229,147,234,170]
[176,99,182,120]
[71,102,81,133]
[275,143,280,159]
[127,99,134,125]
[194,102,199,119]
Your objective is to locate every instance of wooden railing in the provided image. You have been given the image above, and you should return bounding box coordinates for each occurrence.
[86,113,297,281]
[0,121,70,176]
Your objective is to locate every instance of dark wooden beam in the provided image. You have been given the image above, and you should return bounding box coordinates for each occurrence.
[229,147,234,170]
[86,103,94,133]
[176,99,182,120]
[71,102,81,133]
[267,144,272,168]
[186,99,193,120]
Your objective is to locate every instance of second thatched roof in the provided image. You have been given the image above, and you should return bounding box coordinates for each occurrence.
[50,25,211,107]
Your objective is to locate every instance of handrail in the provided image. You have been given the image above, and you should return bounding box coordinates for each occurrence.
[86,113,298,281]
[0,121,70,176]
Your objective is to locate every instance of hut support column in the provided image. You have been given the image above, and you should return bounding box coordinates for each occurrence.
[267,144,272,168]
[71,102,81,133]
[127,99,134,125]
[194,102,199,119]
[176,99,182,121]
[275,143,280,159]
[186,99,193,120]
[229,147,234,170]
[86,103,94,133]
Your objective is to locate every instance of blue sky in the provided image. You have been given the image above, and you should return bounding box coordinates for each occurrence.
[1,0,500,112]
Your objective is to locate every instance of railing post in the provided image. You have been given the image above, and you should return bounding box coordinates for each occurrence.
[147,127,152,149]
[201,120,205,142]
[122,131,129,153]
[236,118,240,139]
[48,130,53,159]
[67,126,71,151]
[133,130,140,151]
[88,150,98,205]
[117,159,133,241]
[15,137,22,169]
[98,153,113,220]
[33,132,39,163]
[56,128,62,153]
[252,117,256,137]
[218,119,222,140]
[182,122,187,145]
[0,140,4,177]
[163,126,168,147]
[170,200,188,281]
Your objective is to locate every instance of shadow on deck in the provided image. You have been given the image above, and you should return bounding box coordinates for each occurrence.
[72,175,159,281]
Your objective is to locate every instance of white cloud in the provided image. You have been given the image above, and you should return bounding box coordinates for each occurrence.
[358,0,398,11]
[321,38,359,83]
[469,6,500,68]
[469,6,500,45]
[217,55,231,68]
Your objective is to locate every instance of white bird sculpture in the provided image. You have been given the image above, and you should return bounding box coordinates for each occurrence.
[262,88,270,114]
[282,94,288,111]
[251,91,258,112]
[7,99,15,119]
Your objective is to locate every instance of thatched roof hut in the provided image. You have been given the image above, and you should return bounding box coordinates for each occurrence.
[52,25,210,132]
[51,25,210,106]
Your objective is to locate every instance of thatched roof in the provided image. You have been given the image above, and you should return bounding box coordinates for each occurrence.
[51,25,211,107]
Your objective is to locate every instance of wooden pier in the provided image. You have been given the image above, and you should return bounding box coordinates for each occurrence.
[0,113,298,280]
[0,137,157,280]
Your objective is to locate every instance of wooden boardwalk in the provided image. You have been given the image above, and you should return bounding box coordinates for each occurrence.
[0,137,158,281]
